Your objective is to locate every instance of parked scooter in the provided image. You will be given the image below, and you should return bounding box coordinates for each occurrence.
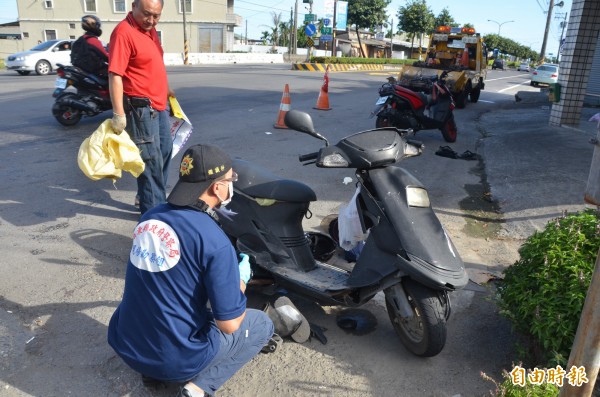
[219,110,469,357]
[52,63,111,126]
[371,70,457,142]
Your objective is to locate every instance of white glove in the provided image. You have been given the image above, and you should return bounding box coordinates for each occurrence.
[111,113,127,134]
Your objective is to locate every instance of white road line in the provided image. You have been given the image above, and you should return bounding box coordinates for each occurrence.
[478,99,495,103]
[499,80,531,93]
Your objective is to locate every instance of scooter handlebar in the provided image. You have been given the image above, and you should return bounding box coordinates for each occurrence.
[299,151,319,162]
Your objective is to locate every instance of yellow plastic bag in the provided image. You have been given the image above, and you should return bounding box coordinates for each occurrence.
[78,119,145,181]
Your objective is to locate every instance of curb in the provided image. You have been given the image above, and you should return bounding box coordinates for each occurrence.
[291,63,404,72]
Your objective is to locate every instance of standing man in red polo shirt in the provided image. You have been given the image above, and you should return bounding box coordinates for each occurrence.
[108,0,173,215]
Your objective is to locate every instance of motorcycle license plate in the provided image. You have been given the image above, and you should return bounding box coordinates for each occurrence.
[375,96,388,105]
[54,78,67,89]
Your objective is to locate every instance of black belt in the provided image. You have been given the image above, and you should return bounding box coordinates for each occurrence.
[124,95,151,109]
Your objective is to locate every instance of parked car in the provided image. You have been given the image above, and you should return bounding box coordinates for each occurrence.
[530,64,559,87]
[5,39,73,76]
[517,62,531,72]
[491,59,505,70]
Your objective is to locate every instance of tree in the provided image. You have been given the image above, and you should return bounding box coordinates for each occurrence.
[397,0,435,58]
[260,11,284,45]
[347,0,391,57]
[434,7,457,27]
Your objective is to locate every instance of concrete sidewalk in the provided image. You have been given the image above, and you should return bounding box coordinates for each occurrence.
[482,99,599,241]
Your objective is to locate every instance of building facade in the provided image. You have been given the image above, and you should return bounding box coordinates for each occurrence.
[13,0,241,55]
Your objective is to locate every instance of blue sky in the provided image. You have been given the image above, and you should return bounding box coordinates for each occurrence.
[1,0,570,56]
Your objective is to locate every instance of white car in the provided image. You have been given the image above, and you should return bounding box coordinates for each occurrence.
[5,39,73,76]
[530,64,559,87]
[517,62,530,72]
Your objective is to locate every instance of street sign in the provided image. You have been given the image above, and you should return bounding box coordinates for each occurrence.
[321,34,332,42]
[305,24,317,37]
[307,37,314,47]
[323,18,331,26]
[320,27,332,35]
[304,13,316,22]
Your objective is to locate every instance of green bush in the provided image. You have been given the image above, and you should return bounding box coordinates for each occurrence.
[497,209,599,366]
[482,368,560,397]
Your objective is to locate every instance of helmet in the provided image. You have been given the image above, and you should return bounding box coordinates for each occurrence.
[81,15,102,36]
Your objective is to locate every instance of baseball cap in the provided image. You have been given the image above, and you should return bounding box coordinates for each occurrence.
[167,144,232,207]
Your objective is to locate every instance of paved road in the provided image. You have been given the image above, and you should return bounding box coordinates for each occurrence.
[0,65,594,396]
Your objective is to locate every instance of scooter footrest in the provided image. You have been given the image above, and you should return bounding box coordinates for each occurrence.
[267,261,350,292]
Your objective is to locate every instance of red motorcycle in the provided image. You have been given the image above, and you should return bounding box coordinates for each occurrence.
[371,71,457,142]
[52,63,111,126]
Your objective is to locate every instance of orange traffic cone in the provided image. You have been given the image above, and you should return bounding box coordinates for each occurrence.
[314,65,332,111]
[274,84,291,129]
[460,47,469,67]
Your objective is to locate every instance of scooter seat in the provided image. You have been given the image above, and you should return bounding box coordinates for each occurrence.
[233,159,317,202]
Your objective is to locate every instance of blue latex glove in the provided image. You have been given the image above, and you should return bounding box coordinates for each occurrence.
[238,253,252,284]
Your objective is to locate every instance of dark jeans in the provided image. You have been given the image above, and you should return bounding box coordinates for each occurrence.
[127,106,172,214]
[191,309,274,394]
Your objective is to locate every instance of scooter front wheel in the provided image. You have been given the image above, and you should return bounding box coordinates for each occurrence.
[441,117,457,143]
[385,279,447,357]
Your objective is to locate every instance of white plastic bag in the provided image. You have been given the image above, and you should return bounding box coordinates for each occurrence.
[169,96,193,159]
[338,187,367,250]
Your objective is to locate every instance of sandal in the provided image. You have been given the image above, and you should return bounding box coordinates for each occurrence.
[459,150,479,160]
[435,145,458,159]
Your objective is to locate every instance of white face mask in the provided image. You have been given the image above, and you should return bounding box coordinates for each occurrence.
[218,181,233,207]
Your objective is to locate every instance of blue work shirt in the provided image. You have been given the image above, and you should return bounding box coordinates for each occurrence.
[107,203,246,381]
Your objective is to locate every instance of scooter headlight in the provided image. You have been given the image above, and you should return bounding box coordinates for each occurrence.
[321,152,349,167]
[406,186,430,208]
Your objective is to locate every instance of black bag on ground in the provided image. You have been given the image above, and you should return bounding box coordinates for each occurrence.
[70,35,107,75]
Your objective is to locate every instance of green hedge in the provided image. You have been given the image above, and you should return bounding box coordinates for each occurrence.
[310,56,417,65]
[498,209,598,366]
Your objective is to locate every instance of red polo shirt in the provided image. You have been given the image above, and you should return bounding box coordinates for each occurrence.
[109,12,168,111]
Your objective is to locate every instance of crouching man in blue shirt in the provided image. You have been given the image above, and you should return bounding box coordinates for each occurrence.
[108,144,274,397]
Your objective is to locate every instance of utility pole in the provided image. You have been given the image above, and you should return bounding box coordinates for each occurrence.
[292,0,298,55]
[540,0,564,63]
[332,0,337,57]
[390,18,393,59]
[557,12,567,63]
[182,0,188,65]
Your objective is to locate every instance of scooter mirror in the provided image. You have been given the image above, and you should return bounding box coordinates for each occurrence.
[284,110,329,145]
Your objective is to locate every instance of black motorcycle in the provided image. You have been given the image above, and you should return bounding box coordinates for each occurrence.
[52,63,111,126]
[219,110,469,357]
[371,71,457,142]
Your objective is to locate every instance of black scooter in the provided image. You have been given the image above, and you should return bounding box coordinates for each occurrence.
[51,63,111,126]
[220,110,469,357]
[371,71,457,143]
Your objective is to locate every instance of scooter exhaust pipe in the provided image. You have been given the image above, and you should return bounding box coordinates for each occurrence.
[59,97,96,113]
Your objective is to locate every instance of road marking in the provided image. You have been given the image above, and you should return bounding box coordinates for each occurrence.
[499,80,531,93]
[478,99,495,103]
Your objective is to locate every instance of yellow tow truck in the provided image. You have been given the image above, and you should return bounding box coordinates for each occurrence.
[397,26,487,109]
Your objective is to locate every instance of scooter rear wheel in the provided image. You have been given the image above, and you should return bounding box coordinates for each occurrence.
[385,279,447,357]
[52,93,83,126]
[441,117,457,143]
[375,115,391,128]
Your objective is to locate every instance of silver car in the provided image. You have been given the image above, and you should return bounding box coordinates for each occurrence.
[530,64,559,86]
[5,40,73,76]
[517,62,530,72]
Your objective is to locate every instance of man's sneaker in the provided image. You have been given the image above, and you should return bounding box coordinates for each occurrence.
[176,386,213,397]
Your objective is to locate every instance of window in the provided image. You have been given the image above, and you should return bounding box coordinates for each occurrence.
[23,32,29,38]
[156,31,163,45]
[45,30,57,41]
[178,0,192,13]
[44,0,53,8]
[69,23,76,29]
[70,35,76,39]
[84,0,97,12]
[114,0,126,13]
